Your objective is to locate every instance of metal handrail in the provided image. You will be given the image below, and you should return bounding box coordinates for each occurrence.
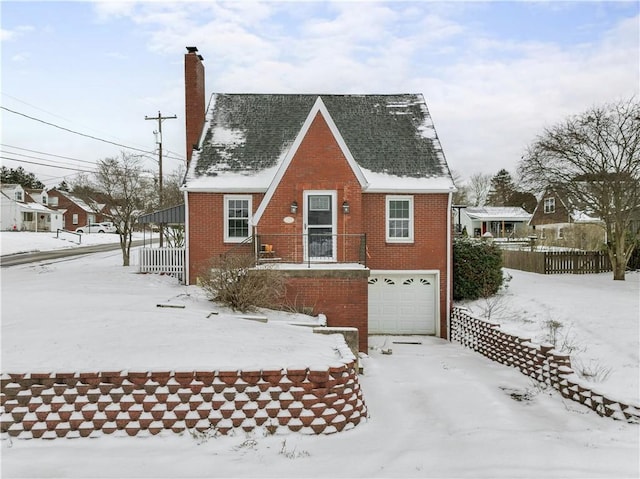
[255,233,367,267]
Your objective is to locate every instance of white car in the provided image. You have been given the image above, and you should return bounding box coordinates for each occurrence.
[75,222,117,234]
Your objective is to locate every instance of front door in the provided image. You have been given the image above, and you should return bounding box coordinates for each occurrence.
[304,191,336,262]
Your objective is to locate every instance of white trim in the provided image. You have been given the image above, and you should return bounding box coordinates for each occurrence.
[184,190,190,285]
[364,187,455,194]
[303,190,337,262]
[368,269,441,337]
[184,185,267,193]
[446,191,452,340]
[385,195,414,243]
[223,194,253,243]
[251,97,367,226]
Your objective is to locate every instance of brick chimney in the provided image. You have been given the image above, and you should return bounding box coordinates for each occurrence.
[184,46,205,166]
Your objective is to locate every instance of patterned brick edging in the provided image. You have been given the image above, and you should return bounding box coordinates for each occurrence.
[451,307,640,423]
[0,349,367,440]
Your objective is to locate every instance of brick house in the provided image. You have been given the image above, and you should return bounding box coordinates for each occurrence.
[47,189,104,230]
[182,48,455,351]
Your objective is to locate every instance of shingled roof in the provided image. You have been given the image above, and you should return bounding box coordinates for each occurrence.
[185,94,454,192]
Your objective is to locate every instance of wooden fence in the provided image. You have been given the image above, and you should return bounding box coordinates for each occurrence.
[502,250,611,274]
[139,247,185,282]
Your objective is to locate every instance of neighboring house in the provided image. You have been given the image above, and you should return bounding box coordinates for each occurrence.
[529,187,604,241]
[0,184,63,232]
[181,48,455,352]
[460,206,532,238]
[47,189,102,230]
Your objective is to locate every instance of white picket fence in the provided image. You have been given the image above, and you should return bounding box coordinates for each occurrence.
[139,247,185,282]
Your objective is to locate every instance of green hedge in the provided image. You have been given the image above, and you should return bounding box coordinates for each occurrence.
[453,238,504,300]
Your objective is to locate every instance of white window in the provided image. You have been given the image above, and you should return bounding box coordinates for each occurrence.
[72,214,79,225]
[42,195,47,205]
[15,191,23,201]
[386,195,414,243]
[49,196,58,207]
[544,197,555,214]
[224,195,252,243]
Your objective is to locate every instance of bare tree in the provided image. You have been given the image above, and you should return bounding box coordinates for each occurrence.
[450,169,470,206]
[468,172,492,206]
[519,98,640,280]
[92,152,156,266]
[161,165,186,208]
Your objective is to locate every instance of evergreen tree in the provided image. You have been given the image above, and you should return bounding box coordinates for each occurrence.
[0,166,45,189]
[486,169,515,206]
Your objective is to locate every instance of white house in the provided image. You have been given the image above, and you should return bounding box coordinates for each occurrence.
[0,184,64,232]
[460,206,532,238]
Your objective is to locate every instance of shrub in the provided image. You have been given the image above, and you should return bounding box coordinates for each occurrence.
[199,253,285,312]
[453,238,504,300]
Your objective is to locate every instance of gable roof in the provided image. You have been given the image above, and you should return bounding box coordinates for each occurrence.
[531,186,601,224]
[53,189,95,213]
[185,93,454,193]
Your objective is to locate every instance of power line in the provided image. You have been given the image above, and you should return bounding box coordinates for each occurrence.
[1,145,98,166]
[1,106,156,154]
[0,156,96,173]
[0,150,97,171]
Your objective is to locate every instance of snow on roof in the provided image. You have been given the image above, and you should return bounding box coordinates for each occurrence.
[571,210,602,223]
[465,206,532,221]
[57,190,94,212]
[185,94,454,193]
[22,202,57,213]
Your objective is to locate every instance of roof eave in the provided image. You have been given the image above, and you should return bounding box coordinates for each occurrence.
[363,187,455,194]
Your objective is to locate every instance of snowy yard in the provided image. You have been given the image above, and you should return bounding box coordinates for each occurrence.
[459,268,639,405]
[1,233,638,478]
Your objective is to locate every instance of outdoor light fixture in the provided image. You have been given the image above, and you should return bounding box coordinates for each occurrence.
[290,201,298,214]
[342,200,350,214]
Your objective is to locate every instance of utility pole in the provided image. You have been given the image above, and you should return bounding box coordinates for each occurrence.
[145,111,177,247]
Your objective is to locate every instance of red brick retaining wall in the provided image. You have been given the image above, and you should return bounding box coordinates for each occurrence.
[451,307,640,423]
[1,359,367,440]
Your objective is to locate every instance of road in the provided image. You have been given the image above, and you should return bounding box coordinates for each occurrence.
[0,239,156,267]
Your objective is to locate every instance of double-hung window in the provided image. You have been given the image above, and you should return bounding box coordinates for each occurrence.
[544,197,555,214]
[386,195,414,243]
[224,195,252,243]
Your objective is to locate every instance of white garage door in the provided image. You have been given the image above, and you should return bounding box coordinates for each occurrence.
[368,273,437,335]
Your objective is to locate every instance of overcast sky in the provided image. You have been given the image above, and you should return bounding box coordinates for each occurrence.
[1,1,638,188]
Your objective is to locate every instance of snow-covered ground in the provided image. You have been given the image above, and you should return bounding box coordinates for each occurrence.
[1,233,638,478]
[0,231,152,256]
[459,269,639,405]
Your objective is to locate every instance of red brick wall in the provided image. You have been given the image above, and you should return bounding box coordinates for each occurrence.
[257,112,363,238]
[363,193,451,337]
[283,276,369,352]
[187,192,264,282]
[184,50,205,166]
